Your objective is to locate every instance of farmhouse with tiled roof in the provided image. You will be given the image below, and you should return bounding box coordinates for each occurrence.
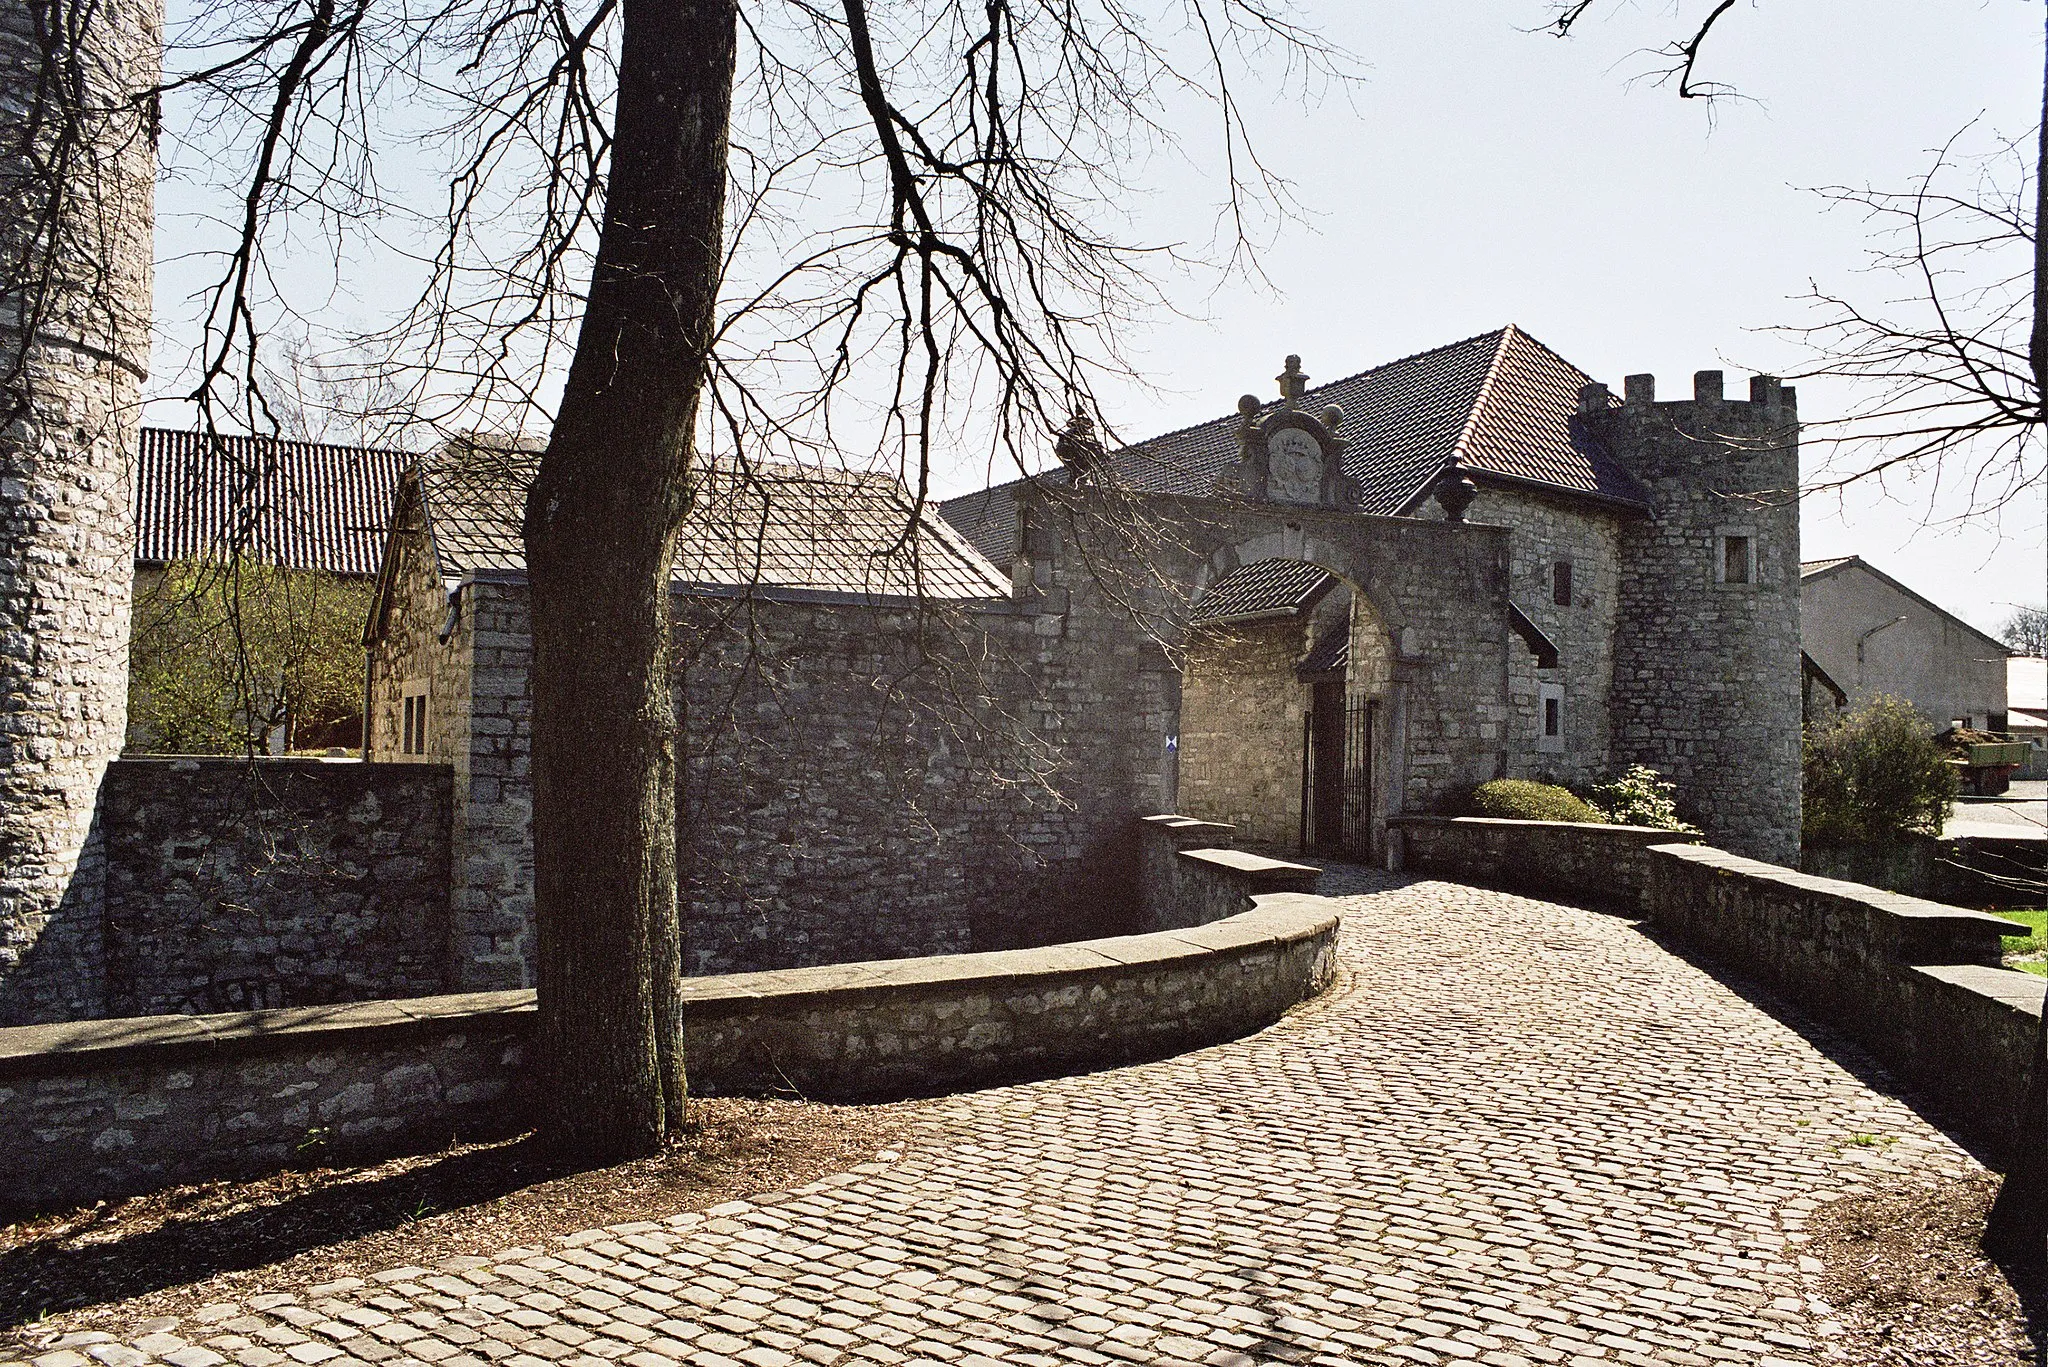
[127,428,413,752]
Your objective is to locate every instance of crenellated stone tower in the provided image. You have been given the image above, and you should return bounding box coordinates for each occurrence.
[0,0,159,1023]
[1588,370,1803,864]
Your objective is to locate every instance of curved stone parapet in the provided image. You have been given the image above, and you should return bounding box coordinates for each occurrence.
[0,894,1342,1214]
[684,890,1340,1100]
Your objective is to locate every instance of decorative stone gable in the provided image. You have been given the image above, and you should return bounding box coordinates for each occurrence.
[1224,356,1362,508]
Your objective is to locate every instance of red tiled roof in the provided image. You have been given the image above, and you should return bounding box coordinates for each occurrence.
[940,325,1649,563]
[134,428,411,576]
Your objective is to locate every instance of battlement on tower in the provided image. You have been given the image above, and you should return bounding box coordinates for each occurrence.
[1578,370,1798,423]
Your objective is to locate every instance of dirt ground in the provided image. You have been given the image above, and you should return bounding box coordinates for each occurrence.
[0,1096,916,1352]
[1808,1171,2047,1365]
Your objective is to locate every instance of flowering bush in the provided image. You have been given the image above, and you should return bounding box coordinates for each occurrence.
[1590,765,1699,833]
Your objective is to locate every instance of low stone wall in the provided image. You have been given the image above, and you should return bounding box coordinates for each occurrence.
[1388,815,1686,908]
[0,993,530,1215]
[683,892,1338,1100]
[1803,834,2047,910]
[1395,815,2041,1160]
[0,891,1340,1215]
[1137,814,1319,929]
[102,758,454,1014]
[1647,845,2030,1155]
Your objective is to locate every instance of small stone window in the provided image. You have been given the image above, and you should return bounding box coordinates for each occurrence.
[402,693,429,755]
[1537,681,1565,754]
[1551,560,1573,607]
[1716,532,1756,586]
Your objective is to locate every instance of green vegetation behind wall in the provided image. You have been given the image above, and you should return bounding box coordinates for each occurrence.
[128,559,373,754]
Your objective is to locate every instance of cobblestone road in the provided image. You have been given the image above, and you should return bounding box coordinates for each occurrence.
[17,874,1985,1367]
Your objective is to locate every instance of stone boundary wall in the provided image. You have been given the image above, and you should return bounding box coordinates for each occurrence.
[1388,816,1684,908]
[101,758,455,1014]
[1803,834,2048,911]
[1137,814,1320,929]
[0,892,1340,1215]
[1393,816,2038,1159]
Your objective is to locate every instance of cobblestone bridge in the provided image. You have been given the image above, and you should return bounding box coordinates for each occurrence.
[14,871,1986,1367]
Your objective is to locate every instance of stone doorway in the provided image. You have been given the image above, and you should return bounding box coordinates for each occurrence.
[1176,557,1391,857]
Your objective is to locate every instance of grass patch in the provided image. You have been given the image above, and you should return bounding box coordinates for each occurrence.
[1994,910,2048,976]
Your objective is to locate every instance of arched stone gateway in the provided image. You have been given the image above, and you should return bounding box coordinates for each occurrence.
[1000,473,1523,871]
[956,340,1802,868]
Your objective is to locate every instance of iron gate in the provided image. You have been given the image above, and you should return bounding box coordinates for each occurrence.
[1300,695,1375,856]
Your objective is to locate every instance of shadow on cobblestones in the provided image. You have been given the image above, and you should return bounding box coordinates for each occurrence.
[1625,919,2012,1171]
[0,1099,906,1335]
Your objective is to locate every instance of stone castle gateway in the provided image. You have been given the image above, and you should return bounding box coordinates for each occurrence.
[335,326,1800,999]
[0,315,1802,1022]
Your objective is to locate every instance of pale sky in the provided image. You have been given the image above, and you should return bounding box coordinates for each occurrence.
[1087,0,2047,639]
[145,0,2047,636]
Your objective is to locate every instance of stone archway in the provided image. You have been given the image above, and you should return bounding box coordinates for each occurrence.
[1175,548,1397,858]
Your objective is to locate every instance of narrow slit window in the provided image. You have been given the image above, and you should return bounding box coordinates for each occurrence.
[1537,681,1565,753]
[1721,535,1753,585]
[402,693,427,756]
[1552,560,1573,607]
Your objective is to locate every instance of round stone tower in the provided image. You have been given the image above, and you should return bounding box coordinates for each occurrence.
[0,0,159,1023]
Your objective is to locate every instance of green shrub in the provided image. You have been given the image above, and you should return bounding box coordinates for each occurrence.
[1590,764,1700,833]
[1803,695,1957,846]
[1469,779,1608,824]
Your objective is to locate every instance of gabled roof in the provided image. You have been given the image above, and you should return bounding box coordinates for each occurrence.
[412,443,1010,601]
[1800,554,2013,657]
[135,427,411,576]
[939,325,1648,562]
[1190,558,1335,622]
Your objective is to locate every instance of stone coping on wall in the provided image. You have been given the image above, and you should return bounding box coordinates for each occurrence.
[1914,962,2047,1014]
[0,990,533,1078]
[1387,814,1676,837]
[1648,841,2017,961]
[0,894,1339,1084]
[115,754,377,768]
[1177,846,1323,884]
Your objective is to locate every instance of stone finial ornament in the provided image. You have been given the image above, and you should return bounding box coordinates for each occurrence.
[1277,355,1309,405]
[1053,408,1103,478]
[1434,464,1478,522]
[1220,354,1360,508]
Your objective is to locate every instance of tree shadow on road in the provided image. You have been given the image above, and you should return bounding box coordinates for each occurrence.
[0,1096,906,1339]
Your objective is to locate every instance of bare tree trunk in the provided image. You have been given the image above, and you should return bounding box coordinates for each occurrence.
[2034,1,2048,425]
[523,0,735,1164]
